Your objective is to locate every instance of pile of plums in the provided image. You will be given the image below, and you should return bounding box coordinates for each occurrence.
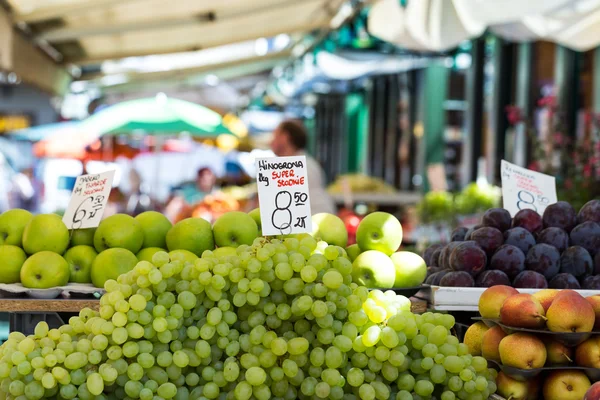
[423,200,600,289]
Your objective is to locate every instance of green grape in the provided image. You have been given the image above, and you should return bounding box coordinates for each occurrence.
[397,373,415,391]
[245,366,267,386]
[429,363,446,383]
[441,391,456,400]
[448,375,463,391]
[414,380,434,397]
[460,368,474,381]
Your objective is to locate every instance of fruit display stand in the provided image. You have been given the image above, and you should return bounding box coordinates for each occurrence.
[330,192,422,207]
[425,286,600,311]
[0,298,100,336]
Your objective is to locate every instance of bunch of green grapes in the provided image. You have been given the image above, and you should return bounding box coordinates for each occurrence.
[0,234,497,400]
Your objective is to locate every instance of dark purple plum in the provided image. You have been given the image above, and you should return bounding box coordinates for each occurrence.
[513,270,548,289]
[559,246,593,278]
[464,225,482,241]
[525,243,560,279]
[427,267,442,276]
[482,208,512,232]
[449,242,487,277]
[512,209,543,234]
[542,201,577,232]
[570,221,600,256]
[430,246,444,268]
[439,271,475,287]
[595,252,600,275]
[470,227,504,256]
[475,270,511,287]
[423,244,443,267]
[577,199,600,224]
[425,270,450,286]
[537,227,569,253]
[489,244,526,279]
[583,275,600,290]
[503,227,536,255]
[549,272,581,289]
[439,242,462,270]
[451,227,469,242]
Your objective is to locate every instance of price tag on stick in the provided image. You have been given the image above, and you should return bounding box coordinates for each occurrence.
[62,170,116,229]
[255,156,312,236]
[500,160,557,217]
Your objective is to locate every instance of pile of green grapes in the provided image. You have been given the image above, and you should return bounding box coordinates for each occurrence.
[0,235,498,400]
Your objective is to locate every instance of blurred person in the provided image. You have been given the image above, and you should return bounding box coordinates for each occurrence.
[0,154,10,212]
[125,169,153,216]
[10,168,38,212]
[271,120,335,214]
[164,167,219,221]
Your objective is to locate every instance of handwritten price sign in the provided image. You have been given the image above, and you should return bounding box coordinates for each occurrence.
[62,171,116,229]
[255,156,312,236]
[500,160,557,217]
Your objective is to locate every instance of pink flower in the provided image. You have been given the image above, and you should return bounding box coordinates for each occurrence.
[584,164,593,178]
[528,161,540,172]
[505,105,523,126]
[538,95,557,109]
[553,133,564,145]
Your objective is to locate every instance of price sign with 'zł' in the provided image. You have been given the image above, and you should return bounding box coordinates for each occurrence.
[62,170,116,229]
[255,156,312,236]
[500,160,557,217]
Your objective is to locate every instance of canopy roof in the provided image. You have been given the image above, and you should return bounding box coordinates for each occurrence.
[5,0,345,65]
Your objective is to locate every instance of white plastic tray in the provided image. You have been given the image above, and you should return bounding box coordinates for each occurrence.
[0,283,105,299]
[425,285,600,311]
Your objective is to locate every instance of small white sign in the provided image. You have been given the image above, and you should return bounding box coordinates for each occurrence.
[255,156,312,236]
[500,160,557,217]
[62,171,116,229]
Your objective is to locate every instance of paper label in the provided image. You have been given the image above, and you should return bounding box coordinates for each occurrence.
[62,171,116,229]
[255,156,312,236]
[500,160,557,217]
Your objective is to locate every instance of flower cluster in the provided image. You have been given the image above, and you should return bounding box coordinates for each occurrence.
[505,95,600,210]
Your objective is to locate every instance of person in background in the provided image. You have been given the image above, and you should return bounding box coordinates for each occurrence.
[271,119,336,215]
[163,167,219,221]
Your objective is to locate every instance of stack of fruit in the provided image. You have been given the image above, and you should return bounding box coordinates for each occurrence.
[424,200,600,289]
[464,285,600,400]
[312,212,428,290]
[0,227,500,399]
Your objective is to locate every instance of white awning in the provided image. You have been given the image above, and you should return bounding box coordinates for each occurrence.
[368,0,600,52]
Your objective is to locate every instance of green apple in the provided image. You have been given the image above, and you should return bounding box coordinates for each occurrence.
[135,211,172,249]
[311,213,348,247]
[168,249,198,264]
[94,214,144,254]
[91,248,138,289]
[166,217,215,257]
[22,213,70,255]
[213,211,258,247]
[356,212,403,256]
[137,247,166,263]
[345,244,361,262]
[64,245,97,284]
[248,208,262,235]
[0,209,32,247]
[69,228,96,247]
[351,250,396,289]
[390,251,427,288]
[0,245,27,283]
[20,251,70,289]
[213,246,237,258]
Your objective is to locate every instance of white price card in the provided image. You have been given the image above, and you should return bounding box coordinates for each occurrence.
[255,156,312,236]
[500,160,557,217]
[62,171,116,229]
